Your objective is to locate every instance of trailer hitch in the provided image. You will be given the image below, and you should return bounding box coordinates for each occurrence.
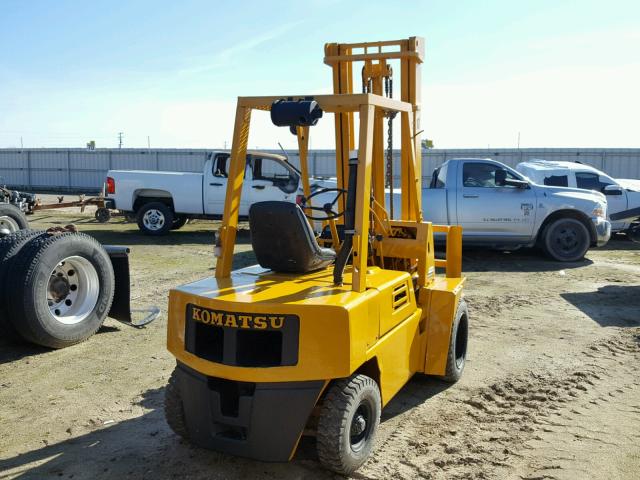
[104,245,160,328]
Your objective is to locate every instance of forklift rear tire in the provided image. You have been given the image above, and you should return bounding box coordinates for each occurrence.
[439,299,469,383]
[316,374,381,475]
[164,368,189,440]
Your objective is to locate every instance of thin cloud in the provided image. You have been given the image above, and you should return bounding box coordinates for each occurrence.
[179,20,304,76]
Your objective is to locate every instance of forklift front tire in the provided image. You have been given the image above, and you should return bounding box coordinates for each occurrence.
[164,368,189,440]
[316,374,381,475]
[439,299,469,383]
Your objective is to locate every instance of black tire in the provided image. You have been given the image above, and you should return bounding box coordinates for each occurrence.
[165,368,189,439]
[0,203,29,233]
[439,299,469,383]
[95,208,111,223]
[316,374,381,475]
[136,202,174,236]
[6,232,115,349]
[171,216,189,230]
[0,230,45,340]
[542,217,590,262]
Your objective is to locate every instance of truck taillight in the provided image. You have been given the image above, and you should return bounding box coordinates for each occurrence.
[296,194,304,205]
[106,177,115,195]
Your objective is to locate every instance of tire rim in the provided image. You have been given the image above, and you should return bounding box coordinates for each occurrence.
[349,401,374,453]
[47,256,100,325]
[0,215,20,233]
[455,315,468,369]
[142,209,165,231]
[552,224,581,255]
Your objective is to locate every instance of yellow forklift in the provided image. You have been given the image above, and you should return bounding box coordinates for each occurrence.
[165,37,469,474]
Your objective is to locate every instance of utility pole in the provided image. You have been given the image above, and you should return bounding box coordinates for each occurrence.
[517,131,521,149]
[20,136,23,149]
[147,136,151,149]
[118,132,124,149]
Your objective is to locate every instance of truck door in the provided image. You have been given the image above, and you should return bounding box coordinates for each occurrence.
[204,153,251,217]
[244,155,300,206]
[457,161,537,241]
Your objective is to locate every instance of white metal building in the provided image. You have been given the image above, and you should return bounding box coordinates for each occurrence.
[0,148,639,193]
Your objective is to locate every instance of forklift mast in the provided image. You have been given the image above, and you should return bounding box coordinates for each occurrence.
[214,36,461,295]
[324,38,424,221]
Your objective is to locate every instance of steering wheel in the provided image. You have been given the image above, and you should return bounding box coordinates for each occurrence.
[299,187,347,221]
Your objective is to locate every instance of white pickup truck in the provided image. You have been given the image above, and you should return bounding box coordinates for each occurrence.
[423,158,611,261]
[105,151,333,235]
[516,159,640,233]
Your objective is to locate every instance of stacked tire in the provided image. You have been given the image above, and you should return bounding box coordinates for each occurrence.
[0,203,29,233]
[0,230,115,348]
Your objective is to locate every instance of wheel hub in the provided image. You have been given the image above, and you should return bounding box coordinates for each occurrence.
[47,256,99,325]
[555,227,578,251]
[350,414,367,436]
[48,276,70,302]
[0,215,20,233]
[143,209,164,230]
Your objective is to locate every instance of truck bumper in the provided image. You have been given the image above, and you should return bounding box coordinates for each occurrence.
[174,362,324,462]
[593,217,611,247]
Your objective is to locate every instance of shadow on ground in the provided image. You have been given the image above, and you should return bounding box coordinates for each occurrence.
[0,375,451,480]
[0,325,121,365]
[561,285,640,327]
[449,247,594,273]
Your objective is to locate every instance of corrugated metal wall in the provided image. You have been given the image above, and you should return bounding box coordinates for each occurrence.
[1,148,639,192]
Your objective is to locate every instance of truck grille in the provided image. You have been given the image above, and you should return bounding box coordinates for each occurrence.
[184,304,299,367]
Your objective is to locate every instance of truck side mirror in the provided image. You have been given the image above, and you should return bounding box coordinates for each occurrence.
[603,184,623,196]
[495,169,507,186]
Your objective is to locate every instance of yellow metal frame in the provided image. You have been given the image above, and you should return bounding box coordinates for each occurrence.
[167,38,467,461]
[215,93,427,293]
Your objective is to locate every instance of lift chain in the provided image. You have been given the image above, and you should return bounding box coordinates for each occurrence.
[384,77,396,218]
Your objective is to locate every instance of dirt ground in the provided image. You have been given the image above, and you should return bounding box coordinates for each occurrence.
[1,208,639,480]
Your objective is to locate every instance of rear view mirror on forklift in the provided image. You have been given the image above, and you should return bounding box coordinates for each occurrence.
[164,37,469,475]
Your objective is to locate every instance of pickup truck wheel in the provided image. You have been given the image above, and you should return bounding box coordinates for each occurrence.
[438,299,469,383]
[171,216,189,230]
[6,232,115,349]
[0,203,29,233]
[316,374,381,475]
[137,202,174,236]
[543,218,590,262]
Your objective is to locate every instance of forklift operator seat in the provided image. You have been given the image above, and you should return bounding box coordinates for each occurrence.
[249,201,336,273]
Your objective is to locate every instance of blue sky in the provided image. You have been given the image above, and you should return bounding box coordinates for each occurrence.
[1,0,639,149]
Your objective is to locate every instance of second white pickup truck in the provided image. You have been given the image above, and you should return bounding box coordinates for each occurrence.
[516,159,640,233]
[105,151,334,235]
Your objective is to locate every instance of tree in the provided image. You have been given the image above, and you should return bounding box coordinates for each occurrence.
[422,139,434,149]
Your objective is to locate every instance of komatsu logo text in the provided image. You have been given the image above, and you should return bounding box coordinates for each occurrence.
[191,306,285,330]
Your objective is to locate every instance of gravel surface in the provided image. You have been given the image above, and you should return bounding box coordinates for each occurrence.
[0,211,638,479]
